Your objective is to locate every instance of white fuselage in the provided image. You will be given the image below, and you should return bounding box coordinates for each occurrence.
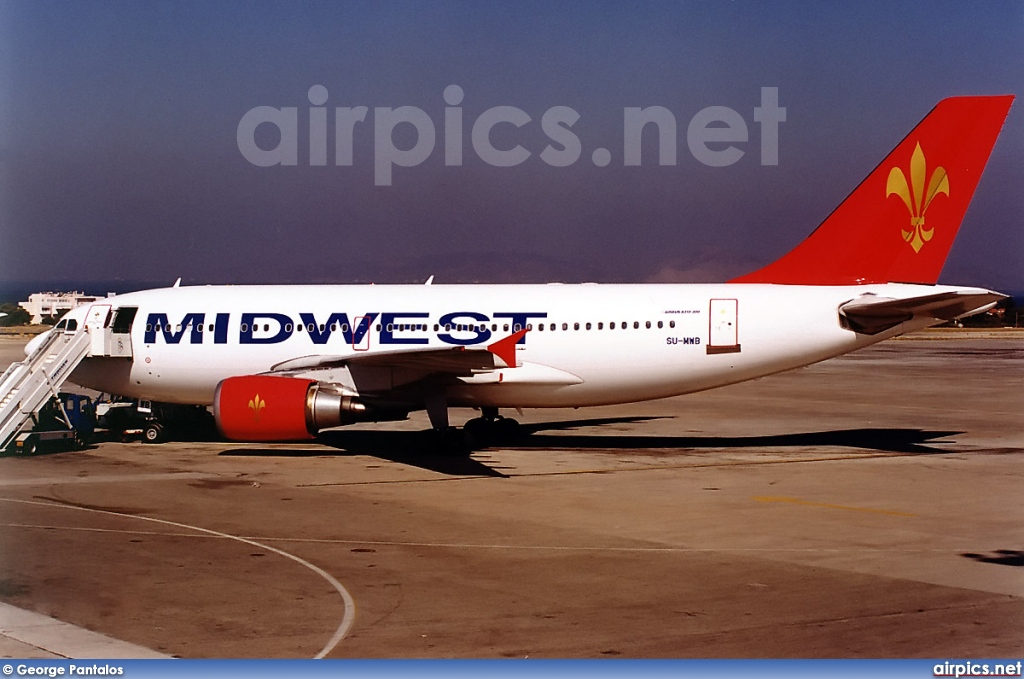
[62,282,955,409]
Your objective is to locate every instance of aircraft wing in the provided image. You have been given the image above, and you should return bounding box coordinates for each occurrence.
[839,289,1005,335]
[269,328,527,374]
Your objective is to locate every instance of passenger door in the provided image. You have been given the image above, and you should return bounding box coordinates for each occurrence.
[707,298,741,354]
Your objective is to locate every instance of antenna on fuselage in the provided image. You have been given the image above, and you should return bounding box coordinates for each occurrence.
[424,275,434,285]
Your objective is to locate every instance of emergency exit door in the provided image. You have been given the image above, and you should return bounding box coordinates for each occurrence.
[707,298,740,354]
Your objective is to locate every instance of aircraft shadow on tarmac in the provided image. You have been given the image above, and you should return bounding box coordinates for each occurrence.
[961,549,1024,567]
[218,416,965,478]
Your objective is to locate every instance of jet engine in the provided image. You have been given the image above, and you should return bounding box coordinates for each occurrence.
[214,375,368,441]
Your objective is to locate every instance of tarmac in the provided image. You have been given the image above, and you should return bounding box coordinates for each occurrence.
[0,331,1021,658]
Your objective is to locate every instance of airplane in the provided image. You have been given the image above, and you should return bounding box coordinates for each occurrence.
[29,95,1014,447]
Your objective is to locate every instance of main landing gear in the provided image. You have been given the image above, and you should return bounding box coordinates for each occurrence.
[425,398,522,453]
[463,407,522,445]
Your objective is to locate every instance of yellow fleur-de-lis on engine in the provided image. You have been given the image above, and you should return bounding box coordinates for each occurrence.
[248,394,266,420]
[885,142,949,253]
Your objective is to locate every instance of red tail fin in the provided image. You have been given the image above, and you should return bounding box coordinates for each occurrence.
[733,96,1013,285]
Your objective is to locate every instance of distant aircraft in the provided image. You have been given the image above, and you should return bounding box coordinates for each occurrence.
[33,96,1014,444]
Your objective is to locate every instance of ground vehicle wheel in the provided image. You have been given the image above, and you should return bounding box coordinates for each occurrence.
[143,422,166,444]
[18,440,37,456]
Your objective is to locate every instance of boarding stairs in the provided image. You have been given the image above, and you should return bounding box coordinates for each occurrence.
[0,328,94,450]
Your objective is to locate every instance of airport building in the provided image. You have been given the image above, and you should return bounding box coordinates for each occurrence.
[19,291,102,324]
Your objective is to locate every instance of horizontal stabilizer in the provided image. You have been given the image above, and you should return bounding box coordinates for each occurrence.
[839,290,1005,335]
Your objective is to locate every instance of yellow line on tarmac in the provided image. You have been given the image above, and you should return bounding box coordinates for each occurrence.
[752,496,916,517]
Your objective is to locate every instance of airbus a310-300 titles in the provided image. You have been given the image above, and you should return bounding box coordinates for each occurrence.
[36,95,1014,445]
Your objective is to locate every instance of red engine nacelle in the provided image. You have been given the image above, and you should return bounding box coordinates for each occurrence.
[214,375,367,441]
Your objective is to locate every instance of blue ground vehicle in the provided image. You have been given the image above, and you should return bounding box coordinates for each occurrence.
[9,393,216,454]
[11,393,95,455]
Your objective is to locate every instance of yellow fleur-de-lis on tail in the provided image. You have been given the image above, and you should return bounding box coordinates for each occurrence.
[248,394,266,420]
[886,142,949,253]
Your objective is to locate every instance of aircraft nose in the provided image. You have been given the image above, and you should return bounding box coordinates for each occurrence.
[24,329,52,357]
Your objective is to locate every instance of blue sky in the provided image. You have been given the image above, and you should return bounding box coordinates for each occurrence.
[1,1,1021,290]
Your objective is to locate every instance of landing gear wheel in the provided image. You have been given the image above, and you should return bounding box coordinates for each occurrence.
[463,417,489,438]
[462,414,522,447]
[494,417,521,442]
[143,422,166,444]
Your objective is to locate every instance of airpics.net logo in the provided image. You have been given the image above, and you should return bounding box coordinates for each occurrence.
[237,85,786,186]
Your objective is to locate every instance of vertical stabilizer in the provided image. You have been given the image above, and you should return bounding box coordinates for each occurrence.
[733,96,1013,285]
